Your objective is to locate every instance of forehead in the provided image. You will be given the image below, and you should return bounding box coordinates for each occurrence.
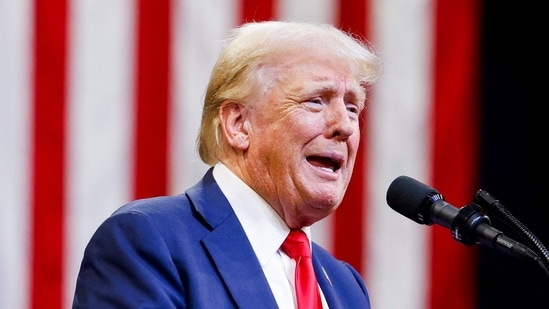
[277,54,366,99]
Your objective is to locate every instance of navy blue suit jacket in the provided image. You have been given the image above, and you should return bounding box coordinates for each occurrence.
[73,168,371,308]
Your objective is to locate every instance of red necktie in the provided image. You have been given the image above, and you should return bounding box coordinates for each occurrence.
[281,230,322,309]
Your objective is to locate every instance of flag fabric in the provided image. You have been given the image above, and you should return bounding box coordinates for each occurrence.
[1,1,545,309]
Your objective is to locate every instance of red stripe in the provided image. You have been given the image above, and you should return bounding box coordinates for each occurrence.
[333,0,370,275]
[133,0,172,199]
[240,0,274,23]
[430,0,480,308]
[30,0,68,307]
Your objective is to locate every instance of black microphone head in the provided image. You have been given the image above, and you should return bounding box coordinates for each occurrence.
[386,175,442,225]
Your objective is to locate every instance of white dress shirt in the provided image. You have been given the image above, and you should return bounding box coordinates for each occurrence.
[212,162,328,309]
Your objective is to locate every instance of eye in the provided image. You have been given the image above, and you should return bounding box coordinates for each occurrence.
[309,98,323,105]
[346,103,360,117]
[303,97,324,111]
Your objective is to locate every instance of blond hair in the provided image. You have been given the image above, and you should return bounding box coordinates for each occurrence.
[197,20,381,166]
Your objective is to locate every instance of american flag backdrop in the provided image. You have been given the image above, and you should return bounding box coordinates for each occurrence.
[1,0,547,308]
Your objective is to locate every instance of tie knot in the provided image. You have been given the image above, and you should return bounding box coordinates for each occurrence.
[281,230,311,260]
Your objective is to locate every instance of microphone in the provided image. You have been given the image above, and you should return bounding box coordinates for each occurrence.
[386,175,540,262]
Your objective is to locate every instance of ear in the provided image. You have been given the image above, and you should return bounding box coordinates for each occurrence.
[219,100,250,151]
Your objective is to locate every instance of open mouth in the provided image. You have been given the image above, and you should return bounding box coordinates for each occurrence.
[306,156,342,172]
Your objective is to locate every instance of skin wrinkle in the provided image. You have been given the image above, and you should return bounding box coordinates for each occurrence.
[219,48,365,228]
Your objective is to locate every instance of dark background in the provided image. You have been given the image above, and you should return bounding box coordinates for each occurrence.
[479,0,548,307]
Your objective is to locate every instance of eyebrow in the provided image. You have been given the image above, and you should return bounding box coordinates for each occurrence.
[313,81,366,110]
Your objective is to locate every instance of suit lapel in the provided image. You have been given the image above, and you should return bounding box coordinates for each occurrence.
[203,215,279,309]
[314,257,342,309]
[186,168,279,309]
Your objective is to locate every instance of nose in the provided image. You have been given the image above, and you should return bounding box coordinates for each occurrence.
[325,101,355,141]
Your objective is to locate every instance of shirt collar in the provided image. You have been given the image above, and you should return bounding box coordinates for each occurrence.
[212,162,312,266]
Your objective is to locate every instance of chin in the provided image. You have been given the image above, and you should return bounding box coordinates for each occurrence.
[311,191,343,209]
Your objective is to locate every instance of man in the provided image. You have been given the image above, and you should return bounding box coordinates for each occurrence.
[73,20,381,308]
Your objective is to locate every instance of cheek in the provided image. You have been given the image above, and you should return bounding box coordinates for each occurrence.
[348,134,362,157]
[283,114,320,140]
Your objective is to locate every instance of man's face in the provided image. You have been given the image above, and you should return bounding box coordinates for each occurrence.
[244,49,366,227]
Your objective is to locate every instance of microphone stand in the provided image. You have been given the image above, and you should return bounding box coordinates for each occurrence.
[473,189,549,279]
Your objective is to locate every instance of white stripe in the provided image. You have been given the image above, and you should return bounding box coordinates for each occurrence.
[367,0,434,308]
[0,0,32,308]
[169,0,238,194]
[64,0,136,307]
[277,0,336,24]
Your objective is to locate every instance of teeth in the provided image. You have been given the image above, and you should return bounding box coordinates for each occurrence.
[320,166,335,173]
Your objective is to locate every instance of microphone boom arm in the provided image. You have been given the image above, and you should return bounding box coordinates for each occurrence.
[386,175,549,279]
